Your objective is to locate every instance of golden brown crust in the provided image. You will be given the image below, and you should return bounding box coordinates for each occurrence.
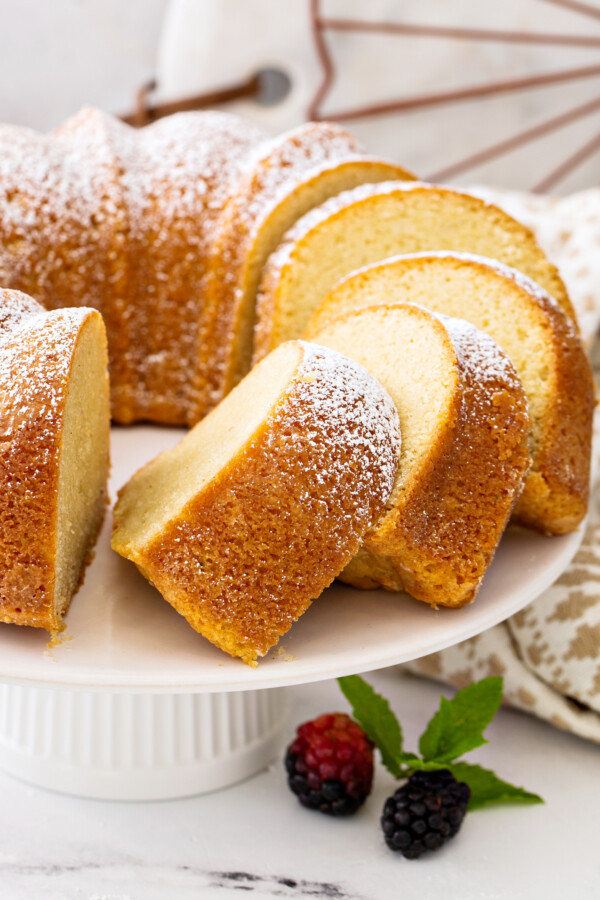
[509,296,593,534]
[0,110,411,427]
[358,341,530,606]
[52,108,136,422]
[197,123,362,420]
[253,181,576,363]
[0,108,266,426]
[199,130,415,419]
[305,252,594,534]
[0,110,414,427]
[309,305,531,608]
[121,112,266,424]
[0,111,129,421]
[0,290,108,631]
[112,342,400,664]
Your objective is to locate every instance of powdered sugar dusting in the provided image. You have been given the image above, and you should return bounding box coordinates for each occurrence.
[0,107,267,424]
[0,295,90,423]
[0,288,45,333]
[437,312,522,391]
[0,108,133,418]
[228,123,362,235]
[291,340,400,509]
[0,110,120,314]
[0,292,92,626]
[200,123,381,416]
[106,110,267,422]
[121,338,401,663]
[305,305,530,606]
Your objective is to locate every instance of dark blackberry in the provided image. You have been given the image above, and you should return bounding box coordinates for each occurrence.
[381,769,470,858]
[284,712,374,816]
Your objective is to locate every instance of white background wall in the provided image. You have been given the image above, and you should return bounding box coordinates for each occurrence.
[0,0,168,130]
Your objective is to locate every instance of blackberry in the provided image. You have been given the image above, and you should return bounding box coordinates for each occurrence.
[381,769,470,858]
[285,712,374,816]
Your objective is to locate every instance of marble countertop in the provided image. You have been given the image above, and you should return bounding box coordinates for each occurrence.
[1,667,599,900]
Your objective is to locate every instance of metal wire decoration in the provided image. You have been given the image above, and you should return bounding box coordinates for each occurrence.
[308,0,600,192]
[123,1,600,191]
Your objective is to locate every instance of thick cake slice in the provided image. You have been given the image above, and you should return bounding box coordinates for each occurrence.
[111,340,400,665]
[308,304,530,608]
[305,252,594,534]
[199,119,414,417]
[0,289,110,632]
[254,181,576,362]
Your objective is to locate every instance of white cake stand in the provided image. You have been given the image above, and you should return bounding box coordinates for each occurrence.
[0,427,584,801]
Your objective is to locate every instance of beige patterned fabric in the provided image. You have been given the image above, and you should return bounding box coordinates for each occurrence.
[404,188,600,744]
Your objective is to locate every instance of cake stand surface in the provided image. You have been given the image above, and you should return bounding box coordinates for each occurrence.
[0,427,584,800]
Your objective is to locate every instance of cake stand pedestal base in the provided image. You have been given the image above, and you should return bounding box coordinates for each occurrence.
[0,683,289,800]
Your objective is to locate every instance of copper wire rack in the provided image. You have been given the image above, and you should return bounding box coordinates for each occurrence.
[123,0,600,193]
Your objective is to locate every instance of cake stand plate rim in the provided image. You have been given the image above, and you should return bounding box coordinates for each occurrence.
[0,425,585,693]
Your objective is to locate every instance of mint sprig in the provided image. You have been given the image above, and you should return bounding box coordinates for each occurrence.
[338,675,404,778]
[418,676,502,762]
[446,762,543,810]
[337,675,543,810]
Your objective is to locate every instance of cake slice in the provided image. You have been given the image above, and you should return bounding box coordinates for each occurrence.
[199,119,414,417]
[111,340,400,665]
[0,289,110,632]
[254,181,576,362]
[305,252,594,535]
[308,303,530,607]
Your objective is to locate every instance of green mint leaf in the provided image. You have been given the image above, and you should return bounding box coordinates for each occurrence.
[397,752,420,765]
[419,677,503,762]
[337,675,404,778]
[405,758,455,773]
[447,762,544,810]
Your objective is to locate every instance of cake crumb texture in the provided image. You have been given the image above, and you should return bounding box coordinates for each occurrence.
[112,341,400,664]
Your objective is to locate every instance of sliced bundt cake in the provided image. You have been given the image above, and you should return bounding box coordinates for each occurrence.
[0,108,418,427]
[305,252,594,535]
[0,107,267,425]
[0,289,110,632]
[254,181,576,362]
[307,303,530,608]
[111,340,400,665]
[122,111,266,425]
[200,120,414,415]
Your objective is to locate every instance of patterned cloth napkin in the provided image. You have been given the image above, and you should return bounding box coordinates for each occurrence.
[403,188,600,743]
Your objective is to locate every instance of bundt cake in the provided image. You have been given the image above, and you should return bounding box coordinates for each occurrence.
[307,304,530,608]
[201,121,414,411]
[111,340,400,665]
[0,108,417,426]
[305,252,594,535]
[0,289,110,632]
[253,181,577,363]
[1,105,589,647]
[0,106,267,426]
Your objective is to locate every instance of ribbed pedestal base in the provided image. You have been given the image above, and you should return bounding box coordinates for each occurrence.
[0,683,289,800]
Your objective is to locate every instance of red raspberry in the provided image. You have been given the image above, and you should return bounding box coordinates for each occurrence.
[284,713,374,816]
